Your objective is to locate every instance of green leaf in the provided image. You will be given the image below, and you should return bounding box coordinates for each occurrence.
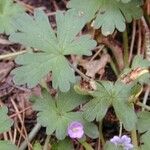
[83,81,113,122]
[51,138,74,150]
[132,55,150,69]
[140,130,150,150]
[10,9,96,92]
[68,0,143,36]
[80,141,94,150]
[31,89,98,140]
[137,111,150,133]
[33,141,42,150]
[113,97,137,131]
[56,88,90,112]
[83,81,137,130]
[104,141,123,150]
[0,141,18,150]
[112,82,137,131]
[84,122,99,139]
[0,106,13,133]
[132,55,150,84]
[68,0,100,23]
[0,0,23,34]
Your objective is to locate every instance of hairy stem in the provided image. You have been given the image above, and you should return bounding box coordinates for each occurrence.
[80,141,94,150]
[123,29,129,67]
[129,21,136,64]
[98,121,105,149]
[119,122,123,137]
[131,129,138,149]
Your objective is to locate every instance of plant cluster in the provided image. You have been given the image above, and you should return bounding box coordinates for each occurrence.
[0,0,150,150]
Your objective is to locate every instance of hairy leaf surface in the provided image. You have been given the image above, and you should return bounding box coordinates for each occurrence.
[0,106,13,133]
[31,89,99,140]
[0,0,23,34]
[51,138,74,150]
[68,0,143,35]
[137,111,150,133]
[0,141,18,150]
[141,130,150,150]
[83,81,137,131]
[10,9,96,92]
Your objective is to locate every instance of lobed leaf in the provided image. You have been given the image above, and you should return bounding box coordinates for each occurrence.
[132,55,150,69]
[0,0,24,34]
[140,130,150,150]
[83,81,113,121]
[137,111,150,133]
[10,9,96,92]
[51,138,74,150]
[0,141,18,150]
[0,106,13,134]
[83,81,137,130]
[68,0,143,36]
[31,89,98,140]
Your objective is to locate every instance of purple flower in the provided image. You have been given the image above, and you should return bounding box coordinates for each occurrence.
[67,121,84,139]
[110,135,134,150]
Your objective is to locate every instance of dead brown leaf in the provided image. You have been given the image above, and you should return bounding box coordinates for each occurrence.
[80,54,110,78]
[0,62,14,82]
[0,38,13,45]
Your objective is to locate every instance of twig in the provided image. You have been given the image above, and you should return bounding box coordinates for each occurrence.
[10,98,31,149]
[119,122,123,137]
[16,124,27,147]
[14,0,34,13]
[90,45,105,62]
[69,62,91,81]
[0,50,27,60]
[137,102,150,111]
[8,131,13,142]
[13,128,17,144]
[19,123,41,150]
[10,106,31,118]
[3,132,8,140]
